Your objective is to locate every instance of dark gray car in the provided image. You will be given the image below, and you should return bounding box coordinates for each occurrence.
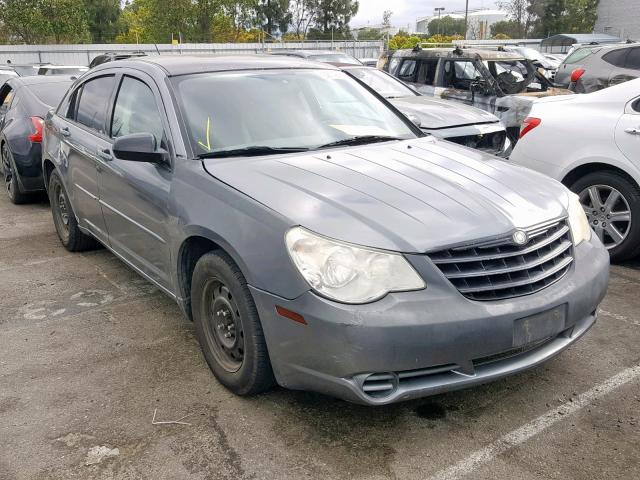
[555,43,640,92]
[43,55,609,405]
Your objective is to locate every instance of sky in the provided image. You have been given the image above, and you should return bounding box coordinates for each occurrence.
[352,0,501,29]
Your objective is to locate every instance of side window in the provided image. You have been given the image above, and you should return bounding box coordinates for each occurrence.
[443,61,482,89]
[415,59,439,86]
[603,49,628,68]
[398,60,417,82]
[388,56,400,75]
[111,76,165,146]
[0,86,14,116]
[75,75,116,134]
[633,98,640,113]
[625,48,640,70]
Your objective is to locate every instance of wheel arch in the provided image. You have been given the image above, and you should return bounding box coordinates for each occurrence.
[561,162,640,191]
[176,231,252,321]
[42,157,56,193]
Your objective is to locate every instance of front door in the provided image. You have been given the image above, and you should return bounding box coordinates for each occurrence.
[98,74,173,290]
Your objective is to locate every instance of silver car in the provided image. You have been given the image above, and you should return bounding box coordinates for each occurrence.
[43,55,609,405]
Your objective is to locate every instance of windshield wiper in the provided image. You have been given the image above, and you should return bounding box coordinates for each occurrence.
[198,146,310,159]
[316,135,404,150]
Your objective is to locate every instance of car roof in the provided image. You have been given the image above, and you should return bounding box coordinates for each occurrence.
[393,47,525,61]
[273,50,350,57]
[94,54,339,77]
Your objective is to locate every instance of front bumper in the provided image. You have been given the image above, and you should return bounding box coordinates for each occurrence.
[250,236,609,405]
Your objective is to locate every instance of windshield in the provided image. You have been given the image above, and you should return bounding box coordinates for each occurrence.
[172,69,417,157]
[11,65,37,76]
[309,53,362,65]
[40,67,87,76]
[345,68,416,98]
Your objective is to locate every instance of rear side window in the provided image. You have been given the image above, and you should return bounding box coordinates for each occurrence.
[416,59,439,86]
[564,48,597,65]
[626,48,640,70]
[603,49,629,67]
[111,76,165,146]
[75,75,116,134]
[398,60,417,82]
[0,87,14,116]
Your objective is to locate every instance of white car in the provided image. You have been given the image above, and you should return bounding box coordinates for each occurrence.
[510,78,640,261]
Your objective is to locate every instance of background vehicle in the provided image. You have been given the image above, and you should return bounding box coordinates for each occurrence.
[37,65,88,76]
[342,65,510,156]
[271,49,362,65]
[504,45,560,78]
[380,46,572,141]
[0,75,73,203]
[0,64,40,83]
[555,43,640,92]
[89,51,147,68]
[510,78,640,261]
[43,55,607,405]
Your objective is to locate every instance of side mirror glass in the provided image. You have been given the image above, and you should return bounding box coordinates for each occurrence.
[113,133,167,164]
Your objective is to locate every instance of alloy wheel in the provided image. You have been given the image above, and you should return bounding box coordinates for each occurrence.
[202,279,245,373]
[579,184,631,249]
[2,147,13,196]
[52,182,70,240]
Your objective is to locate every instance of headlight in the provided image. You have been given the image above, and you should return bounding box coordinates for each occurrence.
[567,192,591,246]
[285,227,426,304]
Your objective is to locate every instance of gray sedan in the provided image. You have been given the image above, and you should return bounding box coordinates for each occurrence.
[43,55,609,405]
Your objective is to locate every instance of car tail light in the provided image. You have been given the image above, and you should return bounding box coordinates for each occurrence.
[27,116,44,143]
[519,117,541,139]
[570,68,585,83]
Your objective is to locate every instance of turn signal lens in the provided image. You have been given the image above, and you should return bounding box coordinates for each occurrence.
[570,68,585,83]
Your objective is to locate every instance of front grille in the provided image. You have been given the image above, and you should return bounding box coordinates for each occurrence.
[447,130,506,155]
[429,220,574,301]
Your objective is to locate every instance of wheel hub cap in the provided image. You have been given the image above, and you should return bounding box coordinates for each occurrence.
[580,185,631,250]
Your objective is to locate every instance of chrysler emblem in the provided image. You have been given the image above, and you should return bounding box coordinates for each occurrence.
[512,230,528,246]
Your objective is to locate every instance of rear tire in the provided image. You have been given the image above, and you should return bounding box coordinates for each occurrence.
[48,169,97,252]
[2,143,30,204]
[569,170,640,262]
[192,251,275,395]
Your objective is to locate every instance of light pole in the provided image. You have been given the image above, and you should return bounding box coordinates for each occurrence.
[434,7,445,36]
[464,0,469,40]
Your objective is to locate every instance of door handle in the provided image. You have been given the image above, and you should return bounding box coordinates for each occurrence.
[60,126,71,137]
[97,149,112,161]
[624,127,640,135]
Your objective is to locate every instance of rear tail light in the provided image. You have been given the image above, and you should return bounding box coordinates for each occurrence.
[27,116,44,143]
[519,117,541,139]
[570,68,585,83]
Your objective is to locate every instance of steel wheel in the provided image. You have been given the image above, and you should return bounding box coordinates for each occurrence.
[202,279,245,373]
[52,182,70,242]
[2,145,13,196]
[579,184,631,250]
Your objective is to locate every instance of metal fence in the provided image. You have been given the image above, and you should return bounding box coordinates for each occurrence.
[0,41,385,66]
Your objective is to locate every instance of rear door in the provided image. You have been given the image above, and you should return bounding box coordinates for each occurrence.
[615,96,640,164]
[98,72,173,289]
[56,74,116,242]
[438,59,496,114]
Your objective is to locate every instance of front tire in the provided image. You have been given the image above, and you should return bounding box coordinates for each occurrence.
[192,251,275,395]
[2,143,29,204]
[569,170,640,262]
[48,169,97,252]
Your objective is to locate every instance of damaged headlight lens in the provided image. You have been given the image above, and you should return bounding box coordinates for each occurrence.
[567,192,591,246]
[285,227,426,304]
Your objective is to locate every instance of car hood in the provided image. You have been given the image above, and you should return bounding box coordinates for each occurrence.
[389,95,499,129]
[202,137,570,253]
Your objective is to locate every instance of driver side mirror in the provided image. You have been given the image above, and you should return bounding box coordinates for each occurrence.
[113,133,168,164]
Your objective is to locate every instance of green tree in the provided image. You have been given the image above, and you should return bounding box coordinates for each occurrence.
[427,15,466,36]
[84,0,121,43]
[309,0,358,36]
[257,0,290,36]
[0,0,90,43]
[491,19,522,38]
